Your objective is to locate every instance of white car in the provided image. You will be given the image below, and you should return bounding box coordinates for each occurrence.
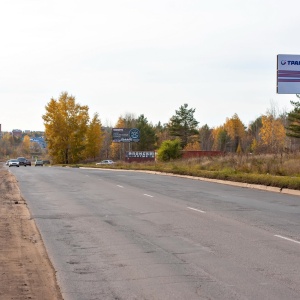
[8,159,20,167]
[96,160,115,165]
[35,160,44,166]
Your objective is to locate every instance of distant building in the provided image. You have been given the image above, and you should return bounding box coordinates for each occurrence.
[12,129,22,138]
[30,136,47,148]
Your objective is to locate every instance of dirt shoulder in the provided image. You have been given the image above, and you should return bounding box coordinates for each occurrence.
[0,165,63,300]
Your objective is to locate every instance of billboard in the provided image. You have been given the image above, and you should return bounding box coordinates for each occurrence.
[126,151,155,158]
[125,151,155,163]
[277,54,300,94]
[112,128,140,142]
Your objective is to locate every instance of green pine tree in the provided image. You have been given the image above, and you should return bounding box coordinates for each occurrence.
[167,103,199,148]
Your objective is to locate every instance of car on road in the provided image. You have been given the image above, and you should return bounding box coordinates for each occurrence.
[17,157,27,166]
[25,159,31,166]
[96,160,115,165]
[35,160,44,166]
[8,159,20,167]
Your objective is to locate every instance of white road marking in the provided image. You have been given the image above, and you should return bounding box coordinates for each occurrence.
[144,194,154,198]
[187,207,206,213]
[117,185,123,188]
[274,235,300,245]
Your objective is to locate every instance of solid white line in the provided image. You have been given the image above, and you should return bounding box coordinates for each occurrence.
[274,235,300,245]
[117,185,123,188]
[187,207,206,213]
[144,194,154,198]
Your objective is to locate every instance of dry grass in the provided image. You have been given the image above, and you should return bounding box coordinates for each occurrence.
[79,152,300,190]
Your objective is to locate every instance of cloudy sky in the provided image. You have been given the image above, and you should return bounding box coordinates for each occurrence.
[1,0,300,132]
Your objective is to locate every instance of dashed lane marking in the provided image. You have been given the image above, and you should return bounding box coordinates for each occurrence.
[274,235,300,245]
[187,207,206,213]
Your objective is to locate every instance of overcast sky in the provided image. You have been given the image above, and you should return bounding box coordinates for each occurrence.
[1,0,300,132]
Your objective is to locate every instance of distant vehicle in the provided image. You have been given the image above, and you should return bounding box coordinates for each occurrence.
[8,159,20,167]
[25,159,31,166]
[35,160,44,166]
[17,157,27,166]
[96,160,115,165]
[43,160,50,165]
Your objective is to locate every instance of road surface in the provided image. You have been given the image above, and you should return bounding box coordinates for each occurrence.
[9,166,300,300]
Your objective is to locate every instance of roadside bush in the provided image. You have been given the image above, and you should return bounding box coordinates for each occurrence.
[157,139,182,162]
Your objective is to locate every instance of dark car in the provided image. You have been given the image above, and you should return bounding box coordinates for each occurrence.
[17,157,27,166]
[25,159,31,166]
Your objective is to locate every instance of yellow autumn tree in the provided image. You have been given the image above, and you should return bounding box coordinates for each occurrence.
[42,92,89,164]
[183,141,201,150]
[85,113,103,160]
[250,138,258,153]
[259,114,286,153]
[224,113,245,152]
[212,126,228,151]
[0,133,13,157]
[22,135,31,154]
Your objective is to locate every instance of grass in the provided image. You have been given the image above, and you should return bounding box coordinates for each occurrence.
[75,152,300,191]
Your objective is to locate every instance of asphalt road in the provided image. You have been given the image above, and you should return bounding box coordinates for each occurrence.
[8,165,300,300]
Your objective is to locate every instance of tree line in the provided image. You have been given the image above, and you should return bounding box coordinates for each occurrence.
[1,92,300,163]
[0,132,44,159]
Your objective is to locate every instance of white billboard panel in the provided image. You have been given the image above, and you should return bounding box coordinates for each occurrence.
[277,54,300,94]
[112,128,140,142]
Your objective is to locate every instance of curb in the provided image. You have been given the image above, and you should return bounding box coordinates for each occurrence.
[80,167,300,196]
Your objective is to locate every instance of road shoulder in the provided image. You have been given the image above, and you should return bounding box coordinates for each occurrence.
[0,166,63,300]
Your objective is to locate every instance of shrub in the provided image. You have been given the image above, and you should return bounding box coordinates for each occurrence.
[157,139,182,162]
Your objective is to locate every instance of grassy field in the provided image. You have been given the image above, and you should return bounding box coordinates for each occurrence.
[85,152,300,191]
